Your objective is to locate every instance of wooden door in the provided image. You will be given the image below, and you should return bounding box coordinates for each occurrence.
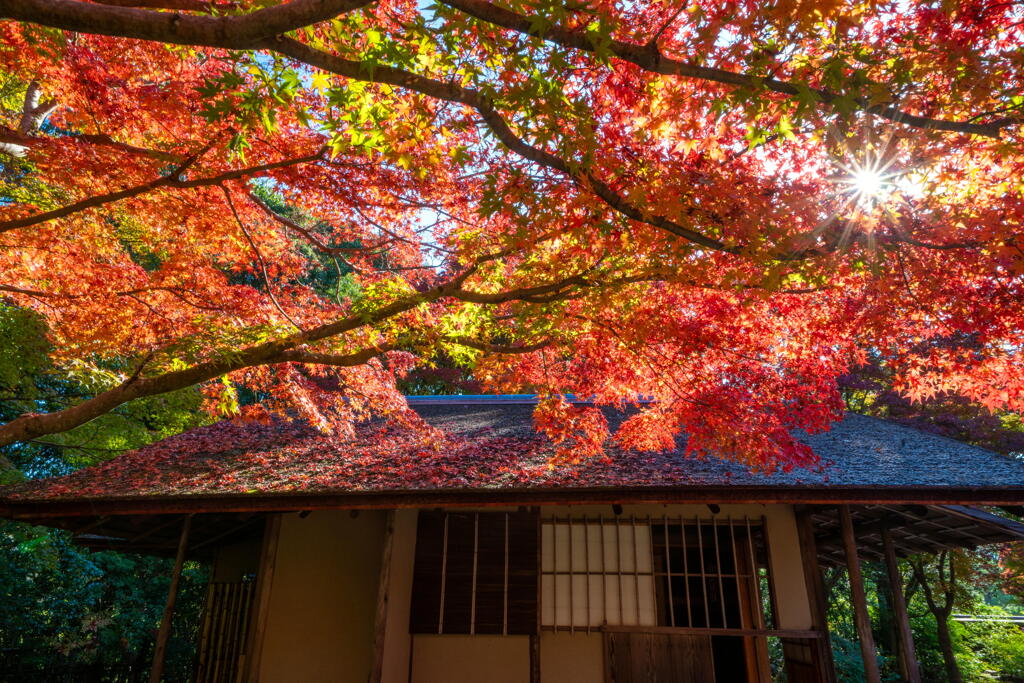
[604,631,715,683]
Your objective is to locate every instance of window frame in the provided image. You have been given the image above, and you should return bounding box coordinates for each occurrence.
[539,514,777,633]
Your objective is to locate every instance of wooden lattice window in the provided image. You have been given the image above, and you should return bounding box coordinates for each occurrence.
[409,510,538,635]
[540,516,775,632]
[540,516,657,628]
[651,517,774,630]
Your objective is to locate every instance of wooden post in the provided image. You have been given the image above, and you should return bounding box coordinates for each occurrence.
[795,507,837,683]
[370,510,396,683]
[242,514,282,683]
[839,505,881,683]
[149,514,192,683]
[882,525,921,683]
[529,634,541,683]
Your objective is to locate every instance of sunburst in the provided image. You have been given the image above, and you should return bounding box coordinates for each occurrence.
[804,121,933,252]
[833,153,903,209]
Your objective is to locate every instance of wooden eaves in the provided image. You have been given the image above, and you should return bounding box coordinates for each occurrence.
[3,495,1022,569]
[809,503,1024,566]
[2,484,1024,522]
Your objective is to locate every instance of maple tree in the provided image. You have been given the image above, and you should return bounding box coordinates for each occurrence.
[0,0,1023,470]
[840,351,1024,456]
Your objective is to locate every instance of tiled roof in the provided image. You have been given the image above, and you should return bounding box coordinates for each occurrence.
[3,399,1023,504]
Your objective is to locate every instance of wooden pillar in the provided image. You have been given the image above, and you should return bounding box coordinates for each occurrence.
[370,510,396,683]
[149,514,192,683]
[839,505,881,683]
[882,525,921,683]
[795,507,837,683]
[531,506,541,683]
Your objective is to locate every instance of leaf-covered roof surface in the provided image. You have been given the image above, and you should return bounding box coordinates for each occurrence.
[4,402,1024,502]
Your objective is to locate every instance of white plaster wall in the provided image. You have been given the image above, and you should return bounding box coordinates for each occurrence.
[256,510,385,683]
[760,504,813,629]
[411,635,530,683]
[540,632,604,683]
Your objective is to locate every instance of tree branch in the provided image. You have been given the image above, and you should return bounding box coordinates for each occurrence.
[0,125,184,162]
[440,0,1020,138]
[272,37,736,253]
[221,184,304,330]
[0,249,575,447]
[0,0,376,49]
[18,81,57,135]
[0,299,430,448]
[248,190,366,256]
[92,0,238,11]
[1,83,56,157]
[0,147,324,233]
[0,284,55,297]
[274,345,397,366]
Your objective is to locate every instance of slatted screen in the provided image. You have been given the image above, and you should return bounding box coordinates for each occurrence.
[194,579,256,683]
[409,510,538,634]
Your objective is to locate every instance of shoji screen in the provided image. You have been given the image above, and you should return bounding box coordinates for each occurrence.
[540,517,657,629]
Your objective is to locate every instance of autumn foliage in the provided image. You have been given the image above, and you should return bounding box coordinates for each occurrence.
[1,0,1023,469]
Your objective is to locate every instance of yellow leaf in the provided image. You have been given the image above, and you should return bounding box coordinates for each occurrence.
[310,72,331,94]
[673,139,697,154]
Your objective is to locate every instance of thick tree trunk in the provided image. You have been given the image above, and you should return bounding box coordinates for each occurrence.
[934,616,963,683]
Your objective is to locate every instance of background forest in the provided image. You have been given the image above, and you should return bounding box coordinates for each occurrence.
[0,303,1022,681]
